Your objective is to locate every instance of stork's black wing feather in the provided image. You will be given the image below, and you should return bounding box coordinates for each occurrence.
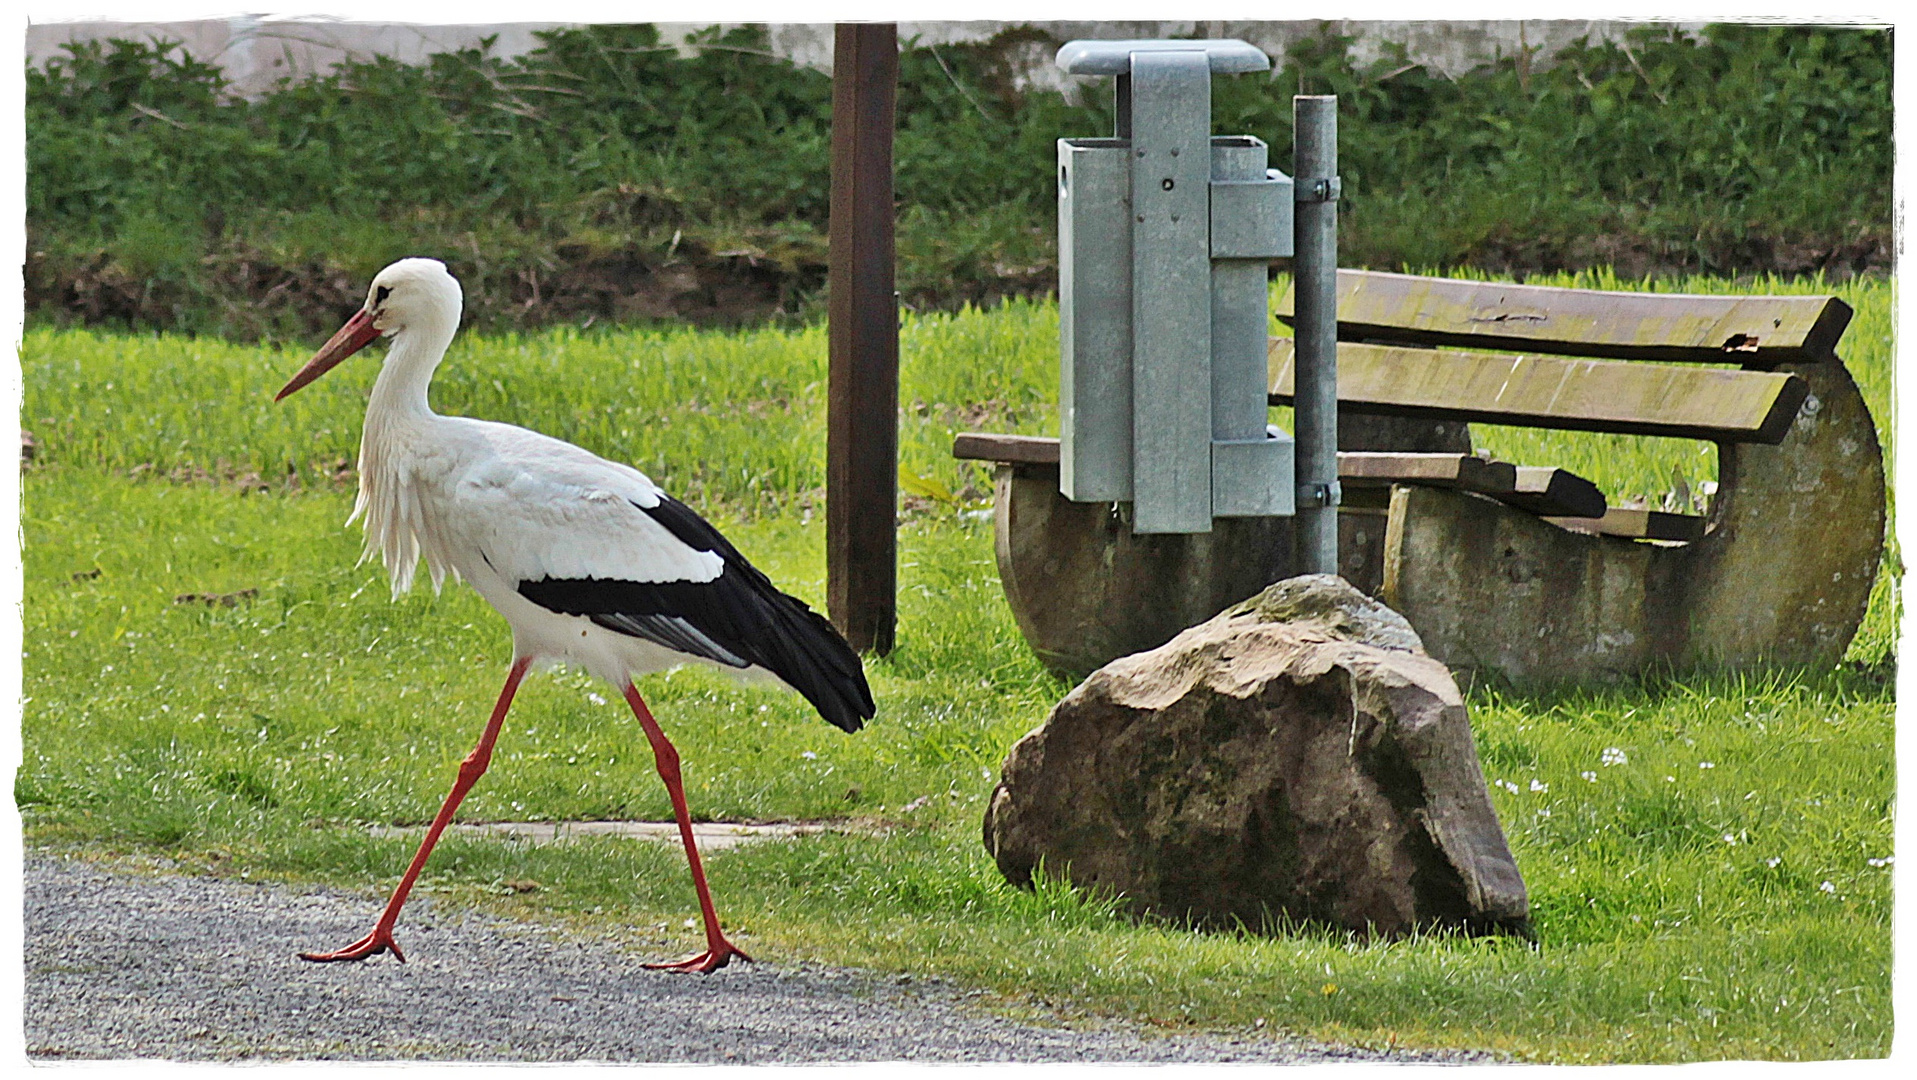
[516,495,874,732]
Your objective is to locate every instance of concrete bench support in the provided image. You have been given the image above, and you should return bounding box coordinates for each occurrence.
[1383,356,1883,683]
[991,461,1290,678]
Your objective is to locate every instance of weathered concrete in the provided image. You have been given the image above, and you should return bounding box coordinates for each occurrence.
[992,462,1290,681]
[1381,355,1884,684]
[991,415,1472,677]
[1335,417,1473,595]
[983,575,1529,938]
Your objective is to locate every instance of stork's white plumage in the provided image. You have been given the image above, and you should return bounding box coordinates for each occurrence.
[278,258,873,973]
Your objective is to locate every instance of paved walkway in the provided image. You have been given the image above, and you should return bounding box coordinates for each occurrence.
[24,853,1487,1063]
[367,818,855,851]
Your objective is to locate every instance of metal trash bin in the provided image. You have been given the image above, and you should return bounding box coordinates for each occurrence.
[1055,39,1295,534]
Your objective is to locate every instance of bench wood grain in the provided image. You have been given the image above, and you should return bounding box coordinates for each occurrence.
[1268,338,1809,444]
[951,432,1061,465]
[1274,269,1851,368]
[955,438,1608,518]
[1545,507,1708,542]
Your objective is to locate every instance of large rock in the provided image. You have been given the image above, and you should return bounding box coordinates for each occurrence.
[983,574,1529,938]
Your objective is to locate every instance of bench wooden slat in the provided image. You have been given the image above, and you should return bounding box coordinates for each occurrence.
[1337,452,1513,489]
[957,436,1628,531]
[952,432,1060,465]
[1268,338,1809,444]
[1545,507,1708,542]
[1345,454,1604,517]
[1490,466,1608,519]
[954,440,1609,517]
[954,441,1520,490]
[1273,270,1851,368]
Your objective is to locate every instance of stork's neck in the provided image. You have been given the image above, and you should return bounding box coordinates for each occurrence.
[366,316,457,425]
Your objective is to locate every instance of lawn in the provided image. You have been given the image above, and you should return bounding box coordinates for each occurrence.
[17,272,1895,1062]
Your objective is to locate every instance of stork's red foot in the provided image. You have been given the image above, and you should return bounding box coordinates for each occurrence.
[644,936,751,974]
[299,927,406,963]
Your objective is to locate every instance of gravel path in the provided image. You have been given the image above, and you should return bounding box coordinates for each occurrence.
[25,853,1481,1063]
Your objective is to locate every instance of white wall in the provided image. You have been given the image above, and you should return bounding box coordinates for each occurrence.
[26,17,1709,98]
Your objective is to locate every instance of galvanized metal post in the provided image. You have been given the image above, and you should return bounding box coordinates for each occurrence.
[1292,95,1340,575]
[827,23,898,654]
[1128,50,1214,534]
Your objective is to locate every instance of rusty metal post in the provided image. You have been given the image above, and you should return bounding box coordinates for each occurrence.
[827,23,899,654]
[1292,95,1340,575]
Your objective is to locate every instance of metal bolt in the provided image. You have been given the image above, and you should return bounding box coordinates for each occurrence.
[1296,481,1343,508]
[1161,178,1174,191]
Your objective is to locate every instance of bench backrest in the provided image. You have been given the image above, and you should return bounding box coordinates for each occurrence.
[1267,338,1809,443]
[1274,269,1852,368]
[1268,270,1838,445]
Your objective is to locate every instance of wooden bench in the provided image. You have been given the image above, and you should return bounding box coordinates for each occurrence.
[954,270,1883,685]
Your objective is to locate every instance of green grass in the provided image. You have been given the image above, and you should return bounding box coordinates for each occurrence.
[21,298,1058,514]
[19,274,1894,1062]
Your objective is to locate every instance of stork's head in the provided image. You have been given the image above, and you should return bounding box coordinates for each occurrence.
[275,258,464,401]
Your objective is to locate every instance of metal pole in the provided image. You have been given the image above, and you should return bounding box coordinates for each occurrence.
[1292,95,1340,575]
[827,23,899,654]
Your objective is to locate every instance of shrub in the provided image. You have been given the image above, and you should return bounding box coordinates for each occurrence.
[25,23,1891,336]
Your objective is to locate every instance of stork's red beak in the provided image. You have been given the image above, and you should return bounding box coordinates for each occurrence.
[275,307,381,401]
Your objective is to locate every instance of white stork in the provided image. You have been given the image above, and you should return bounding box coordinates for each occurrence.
[276,257,874,973]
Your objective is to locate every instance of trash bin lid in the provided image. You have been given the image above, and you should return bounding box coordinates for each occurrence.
[1055,39,1271,76]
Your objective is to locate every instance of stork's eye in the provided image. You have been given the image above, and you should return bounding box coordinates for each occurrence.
[375,285,392,305]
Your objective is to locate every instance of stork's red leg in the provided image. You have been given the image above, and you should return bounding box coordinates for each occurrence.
[300,656,533,963]
[623,683,752,973]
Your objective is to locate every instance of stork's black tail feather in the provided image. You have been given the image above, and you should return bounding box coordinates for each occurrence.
[744,589,874,733]
[516,493,875,732]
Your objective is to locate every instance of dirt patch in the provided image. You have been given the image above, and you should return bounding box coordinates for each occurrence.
[26,241,828,340]
[529,250,819,328]
[173,588,259,608]
[25,225,1886,340]
[1460,229,1888,283]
